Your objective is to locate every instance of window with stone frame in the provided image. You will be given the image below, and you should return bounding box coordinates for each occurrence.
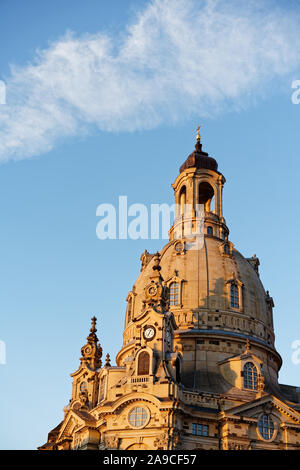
[230,283,239,308]
[137,351,150,375]
[179,186,186,216]
[128,407,148,428]
[98,376,106,402]
[169,282,179,306]
[258,414,274,440]
[192,423,209,436]
[243,362,258,390]
[126,297,133,324]
[224,244,230,254]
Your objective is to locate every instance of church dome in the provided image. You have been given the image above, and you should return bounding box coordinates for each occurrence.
[121,133,282,395]
[126,237,274,349]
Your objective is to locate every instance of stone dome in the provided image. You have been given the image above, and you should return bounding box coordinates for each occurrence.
[120,138,282,396]
[127,236,275,349]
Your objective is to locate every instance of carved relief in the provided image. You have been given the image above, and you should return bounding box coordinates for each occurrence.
[172,427,182,448]
[154,432,169,449]
[105,436,119,449]
[79,391,89,409]
[140,250,153,271]
[227,442,251,450]
[257,374,265,392]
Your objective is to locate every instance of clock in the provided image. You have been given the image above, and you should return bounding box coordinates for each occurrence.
[148,285,157,296]
[143,325,156,341]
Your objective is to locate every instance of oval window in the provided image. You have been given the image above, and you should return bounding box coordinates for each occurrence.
[258,414,275,440]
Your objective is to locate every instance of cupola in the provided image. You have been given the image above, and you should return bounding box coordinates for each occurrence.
[170,125,229,242]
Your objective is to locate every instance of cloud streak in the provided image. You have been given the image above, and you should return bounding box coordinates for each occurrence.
[1,0,300,161]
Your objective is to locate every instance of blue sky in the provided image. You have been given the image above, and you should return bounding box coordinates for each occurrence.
[0,0,300,450]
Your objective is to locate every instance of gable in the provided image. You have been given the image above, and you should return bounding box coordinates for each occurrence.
[57,409,95,441]
[225,395,300,425]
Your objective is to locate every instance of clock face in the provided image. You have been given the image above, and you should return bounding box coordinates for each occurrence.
[143,326,156,341]
[148,286,157,296]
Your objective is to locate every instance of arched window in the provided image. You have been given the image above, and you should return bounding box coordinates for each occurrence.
[98,376,106,402]
[169,282,179,306]
[127,297,132,324]
[230,283,239,308]
[258,414,274,440]
[175,357,181,383]
[224,244,230,254]
[207,226,213,235]
[243,362,258,390]
[179,186,186,216]
[138,351,150,375]
[198,182,214,212]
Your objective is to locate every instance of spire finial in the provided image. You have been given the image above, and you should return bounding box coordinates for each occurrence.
[196,124,201,143]
[87,316,98,343]
[245,338,251,353]
[105,353,111,367]
[90,316,97,333]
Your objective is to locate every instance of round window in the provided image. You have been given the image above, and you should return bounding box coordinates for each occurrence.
[128,406,148,428]
[174,241,184,253]
[258,414,275,440]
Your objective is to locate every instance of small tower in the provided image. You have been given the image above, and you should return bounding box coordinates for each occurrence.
[69,317,102,410]
[80,316,103,370]
[170,126,228,241]
[144,252,169,312]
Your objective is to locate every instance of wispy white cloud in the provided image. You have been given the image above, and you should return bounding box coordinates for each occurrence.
[1,0,300,161]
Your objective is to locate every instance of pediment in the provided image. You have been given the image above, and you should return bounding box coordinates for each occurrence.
[225,395,300,425]
[218,351,263,389]
[165,273,184,285]
[57,408,95,441]
[218,351,262,366]
[70,365,98,378]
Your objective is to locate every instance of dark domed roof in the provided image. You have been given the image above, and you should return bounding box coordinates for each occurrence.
[180,141,218,173]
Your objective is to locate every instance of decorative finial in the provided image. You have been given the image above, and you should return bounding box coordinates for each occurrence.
[257,373,265,392]
[105,353,111,367]
[87,316,98,343]
[245,338,251,353]
[152,252,161,272]
[91,316,97,333]
[196,124,201,142]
